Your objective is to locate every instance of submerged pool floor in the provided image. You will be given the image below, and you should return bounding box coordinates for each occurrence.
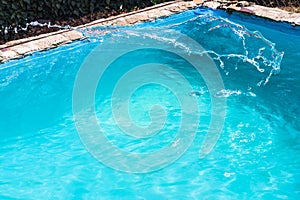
[0,9,299,199]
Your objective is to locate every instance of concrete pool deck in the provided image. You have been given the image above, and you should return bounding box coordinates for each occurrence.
[0,0,300,63]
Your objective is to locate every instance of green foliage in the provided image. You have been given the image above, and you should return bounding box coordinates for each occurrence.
[0,0,170,27]
[1,0,299,41]
[1,0,299,27]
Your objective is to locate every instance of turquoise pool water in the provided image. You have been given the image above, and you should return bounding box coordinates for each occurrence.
[0,8,299,199]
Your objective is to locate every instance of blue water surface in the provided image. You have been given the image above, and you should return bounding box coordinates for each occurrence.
[0,8,299,199]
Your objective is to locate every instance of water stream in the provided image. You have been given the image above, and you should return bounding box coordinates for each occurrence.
[0,8,299,199]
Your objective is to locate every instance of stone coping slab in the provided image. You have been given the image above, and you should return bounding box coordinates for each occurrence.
[1,0,300,63]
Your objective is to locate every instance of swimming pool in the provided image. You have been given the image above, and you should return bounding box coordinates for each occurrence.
[0,8,299,199]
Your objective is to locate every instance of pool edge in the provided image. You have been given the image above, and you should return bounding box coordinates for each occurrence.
[0,0,299,63]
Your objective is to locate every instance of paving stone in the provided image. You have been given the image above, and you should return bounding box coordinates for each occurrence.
[138,13,151,22]
[0,44,7,49]
[114,18,129,26]
[63,30,83,41]
[203,1,221,9]
[152,10,165,18]
[236,1,250,7]
[147,12,158,20]
[193,0,204,5]
[168,5,181,12]
[246,5,300,25]
[125,16,139,24]
[0,49,19,60]
[239,7,255,14]
[185,1,197,8]
[1,1,300,63]
[11,44,35,55]
[99,21,113,26]
[179,4,189,11]
[158,9,173,17]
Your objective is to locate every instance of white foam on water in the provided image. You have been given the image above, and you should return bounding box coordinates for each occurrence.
[80,12,283,88]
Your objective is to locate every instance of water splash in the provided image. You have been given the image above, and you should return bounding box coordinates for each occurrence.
[80,10,284,89]
[215,89,257,98]
[198,14,284,86]
[1,9,283,91]
[1,20,77,36]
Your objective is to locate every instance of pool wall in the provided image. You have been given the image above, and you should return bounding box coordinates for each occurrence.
[0,0,299,63]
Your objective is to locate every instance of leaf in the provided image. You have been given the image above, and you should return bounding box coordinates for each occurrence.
[12,3,18,10]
